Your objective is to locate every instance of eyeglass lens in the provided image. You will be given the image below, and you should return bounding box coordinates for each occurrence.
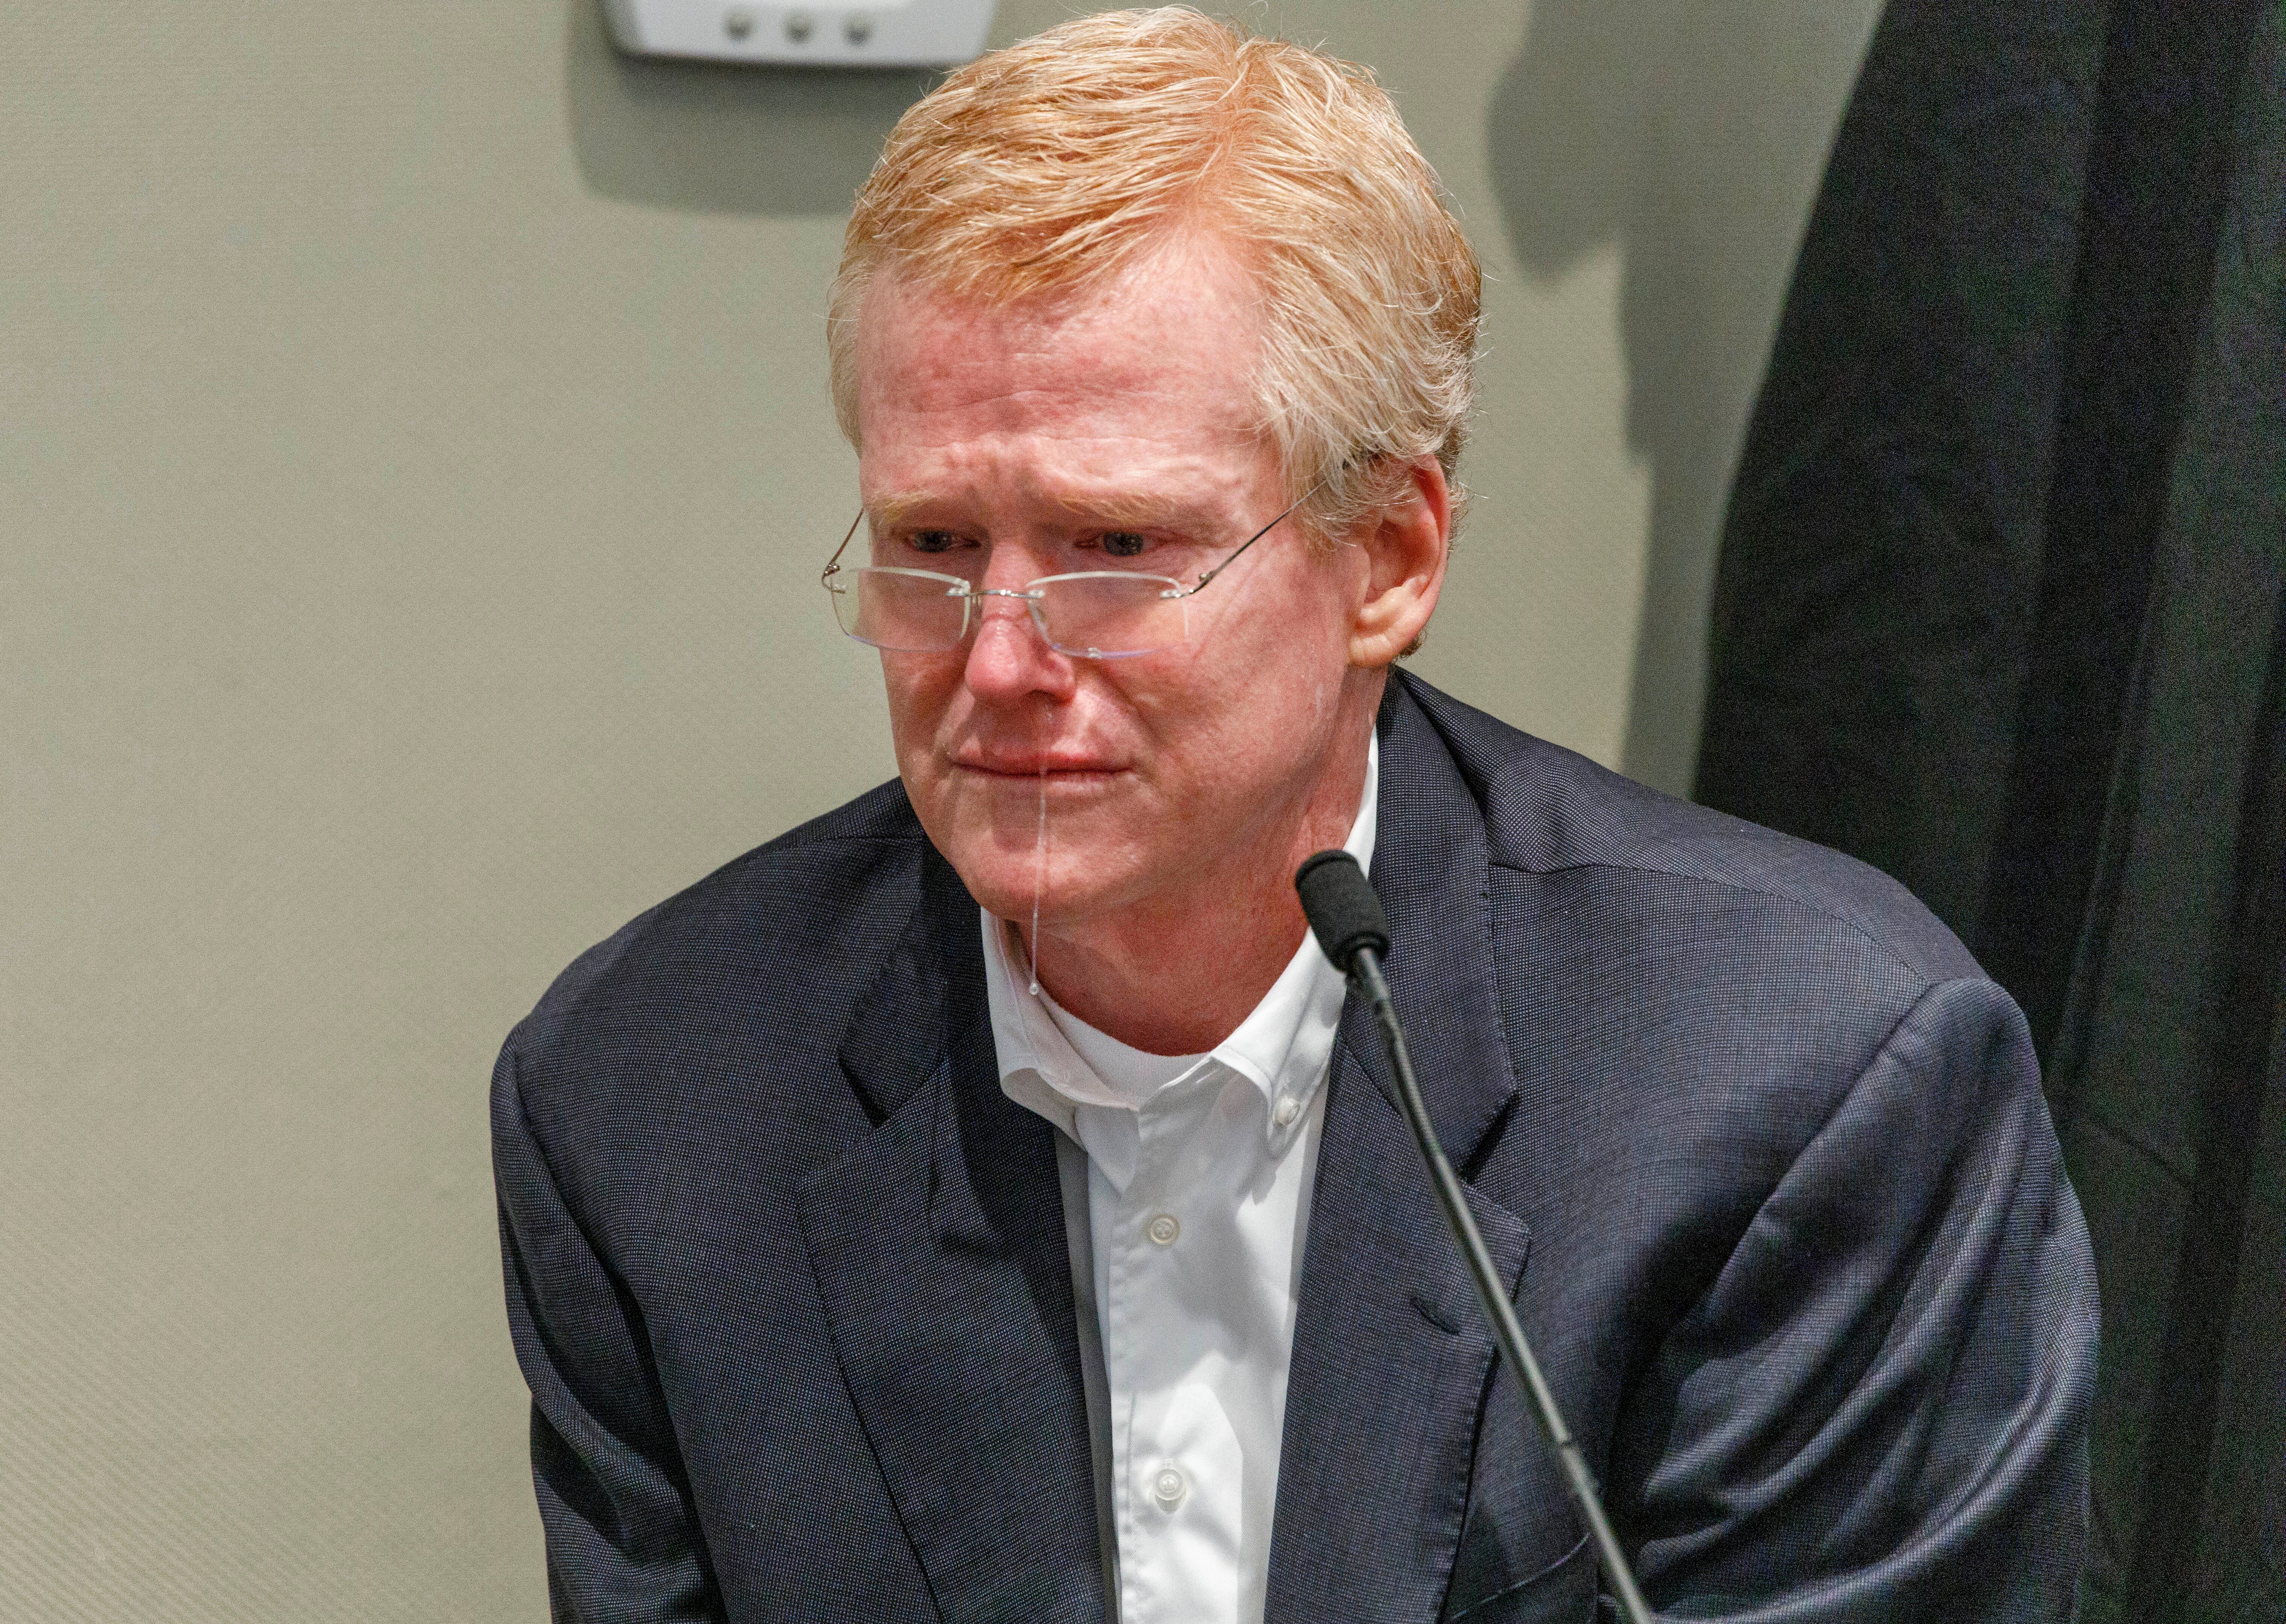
[830,569,1188,658]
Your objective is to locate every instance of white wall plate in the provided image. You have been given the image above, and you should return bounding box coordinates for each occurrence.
[602,0,996,68]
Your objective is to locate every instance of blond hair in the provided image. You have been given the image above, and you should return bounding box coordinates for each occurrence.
[828,7,1480,540]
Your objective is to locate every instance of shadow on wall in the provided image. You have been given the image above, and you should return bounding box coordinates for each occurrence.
[565,0,936,215]
[1487,0,1881,794]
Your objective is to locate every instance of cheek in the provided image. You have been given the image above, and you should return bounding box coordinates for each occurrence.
[1198,574,1352,704]
[879,655,961,766]
[1129,636,1338,784]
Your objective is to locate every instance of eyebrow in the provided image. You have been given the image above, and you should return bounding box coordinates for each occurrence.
[866,489,1225,533]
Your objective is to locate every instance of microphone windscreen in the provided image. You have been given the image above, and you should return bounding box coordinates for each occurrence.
[1294,850,1390,973]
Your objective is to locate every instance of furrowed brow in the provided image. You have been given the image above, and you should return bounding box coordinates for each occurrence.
[866,492,941,530]
[865,490,1223,532]
[1046,490,1218,531]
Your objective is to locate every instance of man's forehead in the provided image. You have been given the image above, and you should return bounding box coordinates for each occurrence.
[854,239,1264,394]
[851,236,1279,521]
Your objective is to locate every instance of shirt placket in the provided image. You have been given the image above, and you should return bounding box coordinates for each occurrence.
[1108,1071,1239,1624]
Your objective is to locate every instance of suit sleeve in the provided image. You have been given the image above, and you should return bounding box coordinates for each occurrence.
[492,1031,725,1623]
[1615,976,2099,1621]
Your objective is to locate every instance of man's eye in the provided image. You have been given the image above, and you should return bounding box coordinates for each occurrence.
[1098,532,1148,559]
[907,531,962,554]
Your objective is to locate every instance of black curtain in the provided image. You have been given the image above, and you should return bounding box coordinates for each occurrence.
[1695,0,2284,1617]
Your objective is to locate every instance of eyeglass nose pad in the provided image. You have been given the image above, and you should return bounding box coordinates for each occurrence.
[966,588,1060,657]
[970,587,1026,614]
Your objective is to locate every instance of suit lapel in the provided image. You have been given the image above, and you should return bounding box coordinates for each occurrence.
[1266,683,1530,1622]
[798,850,1106,1624]
[1364,677,1525,1162]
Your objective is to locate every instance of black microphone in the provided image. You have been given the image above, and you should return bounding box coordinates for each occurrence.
[1295,850,1654,1624]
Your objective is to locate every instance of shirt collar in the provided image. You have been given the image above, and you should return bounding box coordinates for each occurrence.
[984,730,1378,1158]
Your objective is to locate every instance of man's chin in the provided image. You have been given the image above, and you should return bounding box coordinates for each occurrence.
[935,834,1152,929]
[954,858,1115,926]
[910,769,1144,904]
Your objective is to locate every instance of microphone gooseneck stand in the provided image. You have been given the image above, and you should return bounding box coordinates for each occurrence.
[1294,850,1655,1624]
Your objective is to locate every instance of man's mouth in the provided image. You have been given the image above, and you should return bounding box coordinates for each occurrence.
[951,756,1124,777]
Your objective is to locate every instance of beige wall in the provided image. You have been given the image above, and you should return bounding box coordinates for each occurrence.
[0,3,1874,1616]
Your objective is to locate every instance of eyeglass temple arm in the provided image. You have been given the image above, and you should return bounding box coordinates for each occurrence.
[821,510,865,583]
[1179,483,1323,598]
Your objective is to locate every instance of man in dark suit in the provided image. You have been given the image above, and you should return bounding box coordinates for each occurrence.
[492,11,2097,1621]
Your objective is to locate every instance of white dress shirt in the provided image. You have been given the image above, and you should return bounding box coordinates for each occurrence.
[982,734,1378,1624]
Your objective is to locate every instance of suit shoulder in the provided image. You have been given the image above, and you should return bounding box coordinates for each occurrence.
[1400,673,1980,986]
[502,777,932,1079]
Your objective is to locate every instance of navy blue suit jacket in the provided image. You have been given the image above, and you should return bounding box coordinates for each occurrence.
[493,672,2097,1621]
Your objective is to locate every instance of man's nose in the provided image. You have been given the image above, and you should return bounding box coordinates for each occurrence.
[961,567,1073,702]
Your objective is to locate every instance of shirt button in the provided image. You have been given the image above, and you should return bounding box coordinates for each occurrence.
[1152,1466,1187,1509]
[1146,1213,1180,1246]
[1273,1095,1301,1126]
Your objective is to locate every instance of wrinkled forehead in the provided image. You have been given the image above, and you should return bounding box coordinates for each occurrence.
[855,231,1263,386]
[848,234,1274,476]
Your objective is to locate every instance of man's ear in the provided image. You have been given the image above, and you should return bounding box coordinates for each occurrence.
[1348,457,1451,669]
